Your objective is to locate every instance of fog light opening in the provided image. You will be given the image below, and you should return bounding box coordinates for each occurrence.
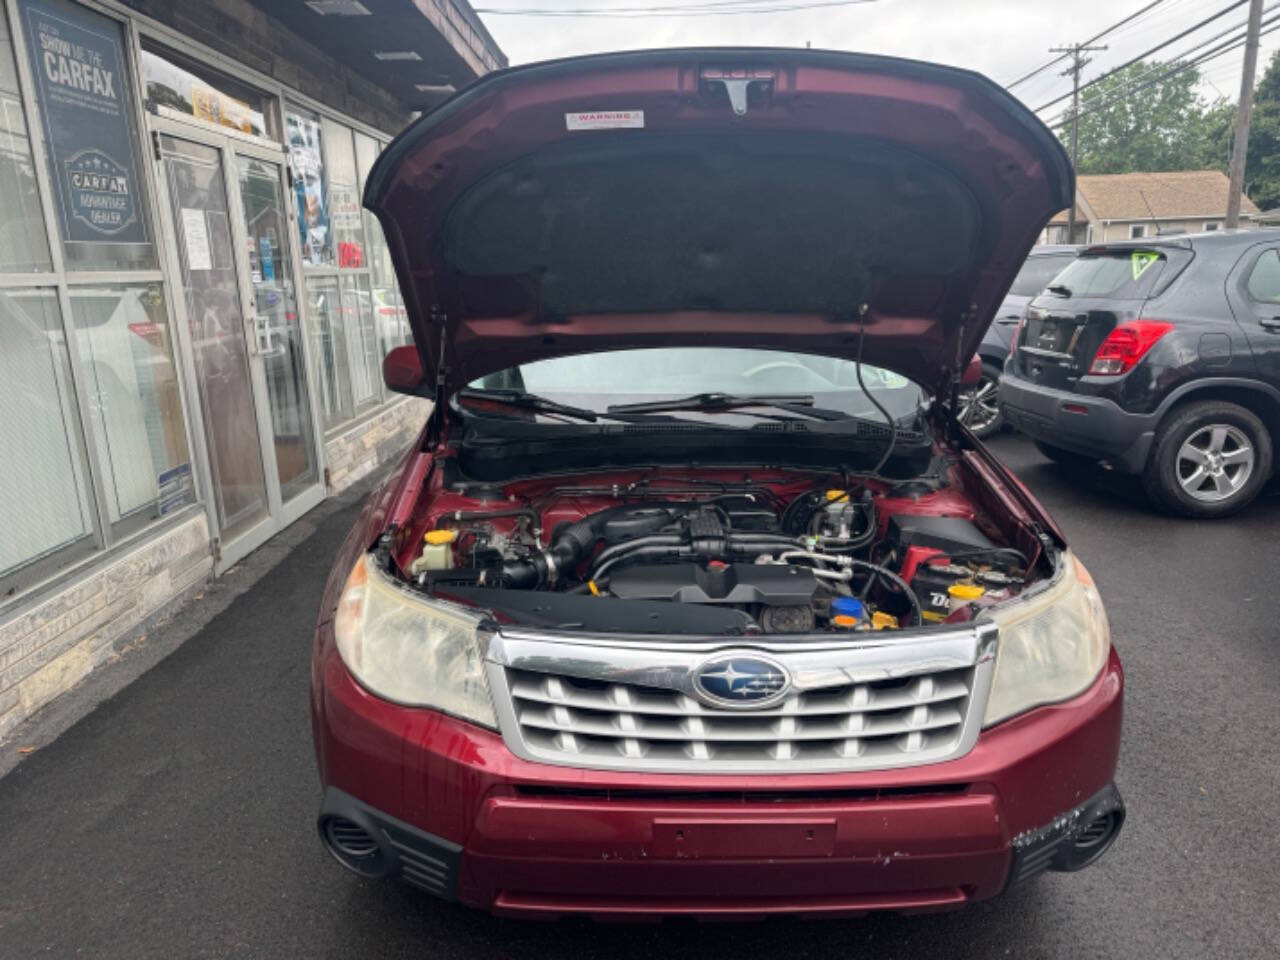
[1053,809,1122,872]
[320,815,387,877]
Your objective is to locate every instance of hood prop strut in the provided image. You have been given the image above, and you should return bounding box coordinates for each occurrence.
[427,309,450,447]
[945,306,975,443]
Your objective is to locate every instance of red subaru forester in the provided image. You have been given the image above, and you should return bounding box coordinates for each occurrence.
[310,48,1123,919]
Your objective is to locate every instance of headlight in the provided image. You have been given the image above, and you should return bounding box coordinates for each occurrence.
[983,551,1110,726]
[333,554,497,728]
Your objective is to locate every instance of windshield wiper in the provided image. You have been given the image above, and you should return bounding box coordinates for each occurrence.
[1046,284,1073,297]
[457,388,598,422]
[606,392,823,417]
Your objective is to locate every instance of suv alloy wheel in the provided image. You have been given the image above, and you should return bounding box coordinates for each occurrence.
[1143,400,1273,518]
[958,362,1004,438]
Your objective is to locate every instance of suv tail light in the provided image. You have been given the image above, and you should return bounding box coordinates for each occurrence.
[1009,313,1028,359]
[1087,321,1173,376]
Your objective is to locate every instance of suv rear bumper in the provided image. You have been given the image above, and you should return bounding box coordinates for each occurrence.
[1000,371,1155,473]
[312,641,1125,918]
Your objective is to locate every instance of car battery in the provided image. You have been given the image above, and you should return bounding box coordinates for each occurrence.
[910,566,981,623]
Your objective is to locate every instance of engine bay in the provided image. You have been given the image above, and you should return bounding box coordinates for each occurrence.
[385,465,1042,637]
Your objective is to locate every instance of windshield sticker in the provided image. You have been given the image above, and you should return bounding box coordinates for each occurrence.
[565,110,644,131]
[1131,250,1160,280]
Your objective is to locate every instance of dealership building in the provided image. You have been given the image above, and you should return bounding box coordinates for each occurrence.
[0,0,505,739]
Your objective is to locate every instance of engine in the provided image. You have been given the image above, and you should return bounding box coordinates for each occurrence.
[399,478,1033,637]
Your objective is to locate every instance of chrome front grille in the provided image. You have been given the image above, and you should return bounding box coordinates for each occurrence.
[486,626,995,774]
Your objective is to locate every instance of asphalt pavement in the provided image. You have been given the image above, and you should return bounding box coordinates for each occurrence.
[1,433,1278,959]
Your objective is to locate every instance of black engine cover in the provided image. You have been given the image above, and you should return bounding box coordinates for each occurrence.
[607,562,817,605]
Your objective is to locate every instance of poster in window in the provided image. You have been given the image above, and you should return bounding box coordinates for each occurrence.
[21,0,147,245]
[286,112,330,266]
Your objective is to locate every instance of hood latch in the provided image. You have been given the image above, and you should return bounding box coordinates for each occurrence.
[700,68,775,116]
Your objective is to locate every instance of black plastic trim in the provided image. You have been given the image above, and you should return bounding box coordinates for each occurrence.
[1006,782,1126,889]
[318,787,462,900]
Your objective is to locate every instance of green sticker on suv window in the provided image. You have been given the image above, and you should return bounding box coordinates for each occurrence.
[1131,250,1159,279]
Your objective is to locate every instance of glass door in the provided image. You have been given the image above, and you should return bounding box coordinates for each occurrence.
[235,156,319,507]
[160,133,271,552]
[156,121,324,569]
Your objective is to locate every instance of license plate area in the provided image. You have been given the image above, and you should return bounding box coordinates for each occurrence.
[652,818,837,859]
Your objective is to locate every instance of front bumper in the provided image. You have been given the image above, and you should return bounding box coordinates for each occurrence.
[312,643,1125,918]
[999,371,1156,473]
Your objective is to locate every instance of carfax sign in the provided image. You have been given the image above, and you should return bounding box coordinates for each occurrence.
[22,0,147,244]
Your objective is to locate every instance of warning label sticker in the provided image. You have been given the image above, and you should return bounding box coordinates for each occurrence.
[565,110,644,130]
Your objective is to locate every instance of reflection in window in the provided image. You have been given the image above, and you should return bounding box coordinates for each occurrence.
[286,106,330,267]
[1247,250,1280,303]
[0,15,51,272]
[340,273,379,407]
[306,276,348,427]
[355,133,410,358]
[307,275,381,429]
[71,284,194,530]
[0,289,95,580]
[141,44,273,139]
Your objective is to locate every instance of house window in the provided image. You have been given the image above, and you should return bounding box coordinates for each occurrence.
[1130,224,1147,239]
[1204,222,1220,232]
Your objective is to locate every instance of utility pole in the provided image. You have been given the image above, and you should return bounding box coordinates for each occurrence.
[1227,0,1264,229]
[1051,42,1107,243]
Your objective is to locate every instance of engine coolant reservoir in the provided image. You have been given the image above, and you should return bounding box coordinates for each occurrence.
[411,529,456,575]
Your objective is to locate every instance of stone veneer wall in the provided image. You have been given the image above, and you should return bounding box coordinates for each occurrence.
[0,513,212,741]
[324,398,431,494]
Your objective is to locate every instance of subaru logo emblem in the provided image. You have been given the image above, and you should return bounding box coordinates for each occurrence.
[692,654,791,709]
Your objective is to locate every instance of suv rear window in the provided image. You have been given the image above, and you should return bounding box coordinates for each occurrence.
[1008,253,1076,297]
[1045,249,1168,300]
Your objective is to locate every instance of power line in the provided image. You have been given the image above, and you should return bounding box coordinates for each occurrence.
[1004,0,1169,89]
[1044,19,1280,130]
[473,0,882,16]
[1033,0,1250,113]
[1041,0,1280,122]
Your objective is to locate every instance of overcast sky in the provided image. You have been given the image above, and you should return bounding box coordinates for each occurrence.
[474,0,1279,124]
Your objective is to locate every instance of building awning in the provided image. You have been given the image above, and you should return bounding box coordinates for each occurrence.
[252,0,506,112]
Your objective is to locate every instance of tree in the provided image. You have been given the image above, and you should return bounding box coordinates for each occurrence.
[1060,60,1229,175]
[1245,50,1280,210]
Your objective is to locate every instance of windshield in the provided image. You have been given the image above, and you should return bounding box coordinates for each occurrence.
[1009,253,1077,297]
[465,348,925,423]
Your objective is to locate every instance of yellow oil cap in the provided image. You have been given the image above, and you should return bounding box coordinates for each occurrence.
[824,489,849,502]
[832,614,859,628]
[871,611,898,630]
[948,583,986,601]
[424,529,457,545]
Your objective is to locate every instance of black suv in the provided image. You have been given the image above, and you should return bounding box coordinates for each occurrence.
[1000,230,1280,517]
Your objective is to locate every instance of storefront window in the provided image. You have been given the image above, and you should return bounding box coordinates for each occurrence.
[286,105,330,267]
[340,273,379,407]
[305,276,348,427]
[322,118,364,268]
[0,14,51,272]
[19,0,157,272]
[0,289,95,586]
[70,284,194,532]
[355,132,409,356]
[140,43,274,140]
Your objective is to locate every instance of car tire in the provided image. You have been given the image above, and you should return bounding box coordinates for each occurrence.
[1033,441,1097,467]
[1142,400,1272,519]
[958,363,1004,439]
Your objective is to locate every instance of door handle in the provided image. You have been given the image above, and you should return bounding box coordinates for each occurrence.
[995,315,1021,325]
[1262,317,1280,332]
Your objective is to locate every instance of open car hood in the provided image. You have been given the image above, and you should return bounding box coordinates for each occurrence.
[364,48,1072,398]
